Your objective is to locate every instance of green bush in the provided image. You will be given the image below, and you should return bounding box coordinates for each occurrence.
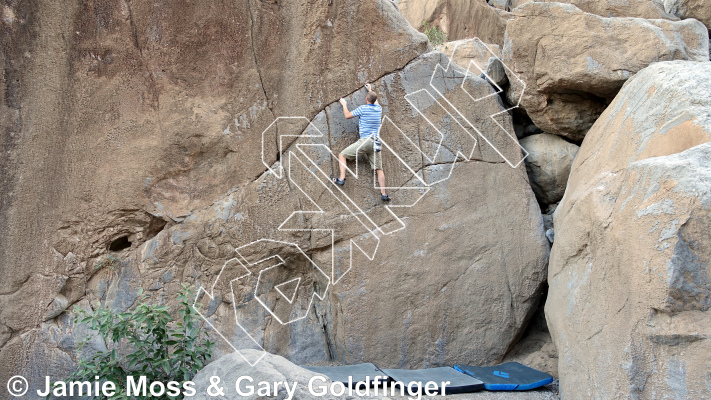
[57,284,215,399]
[422,20,447,46]
[94,254,123,271]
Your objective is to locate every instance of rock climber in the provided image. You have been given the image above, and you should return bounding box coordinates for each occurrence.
[333,83,391,202]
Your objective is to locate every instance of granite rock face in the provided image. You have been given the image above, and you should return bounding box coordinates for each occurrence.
[534,0,676,19]
[502,2,709,141]
[0,0,428,391]
[663,0,711,59]
[185,51,549,371]
[0,0,549,390]
[663,0,711,29]
[547,61,711,399]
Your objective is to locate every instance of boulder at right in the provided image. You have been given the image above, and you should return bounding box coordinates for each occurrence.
[547,60,711,399]
[502,2,709,141]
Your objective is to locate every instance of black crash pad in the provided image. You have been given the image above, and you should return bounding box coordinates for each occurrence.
[381,367,484,395]
[302,363,388,387]
[453,362,553,391]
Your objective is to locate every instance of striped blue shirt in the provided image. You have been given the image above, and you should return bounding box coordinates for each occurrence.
[352,104,382,138]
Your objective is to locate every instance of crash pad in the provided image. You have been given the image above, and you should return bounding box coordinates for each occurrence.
[453,362,553,391]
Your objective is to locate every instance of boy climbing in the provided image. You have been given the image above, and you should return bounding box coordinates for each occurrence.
[333,83,391,202]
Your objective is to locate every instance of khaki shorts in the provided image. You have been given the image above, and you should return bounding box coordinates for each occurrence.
[340,137,382,170]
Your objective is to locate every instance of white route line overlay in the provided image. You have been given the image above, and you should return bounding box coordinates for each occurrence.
[194,37,528,367]
[274,277,301,304]
[434,38,528,169]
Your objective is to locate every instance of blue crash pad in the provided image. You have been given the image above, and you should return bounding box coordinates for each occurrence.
[381,367,485,394]
[453,362,553,391]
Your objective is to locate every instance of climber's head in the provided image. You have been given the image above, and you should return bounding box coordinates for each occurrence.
[366,91,378,104]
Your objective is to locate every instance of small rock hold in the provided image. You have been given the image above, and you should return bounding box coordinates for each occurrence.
[485,57,508,87]
[521,133,580,205]
[546,202,560,215]
[545,229,555,243]
[206,294,222,318]
[161,269,174,283]
[542,214,554,231]
[45,294,69,321]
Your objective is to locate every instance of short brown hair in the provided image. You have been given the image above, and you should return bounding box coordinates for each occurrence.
[366,91,378,104]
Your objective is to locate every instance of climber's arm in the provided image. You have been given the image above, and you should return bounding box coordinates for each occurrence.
[365,83,379,105]
[339,98,354,119]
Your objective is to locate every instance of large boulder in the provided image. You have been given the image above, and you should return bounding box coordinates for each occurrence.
[490,0,675,18]
[663,0,711,29]
[0,0,428,391]
[326,120,549,367]
[398,0,511,46]
[1,3,551,386]
[662,0,711,59]
[547,60,711,399]
[502,2,709,141]
[157,51,549,371]
[534,0,676,19]
[520,134,580,206]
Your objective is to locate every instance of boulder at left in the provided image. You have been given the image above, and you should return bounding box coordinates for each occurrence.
[1,0,551,393]
[0,0,427,392]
